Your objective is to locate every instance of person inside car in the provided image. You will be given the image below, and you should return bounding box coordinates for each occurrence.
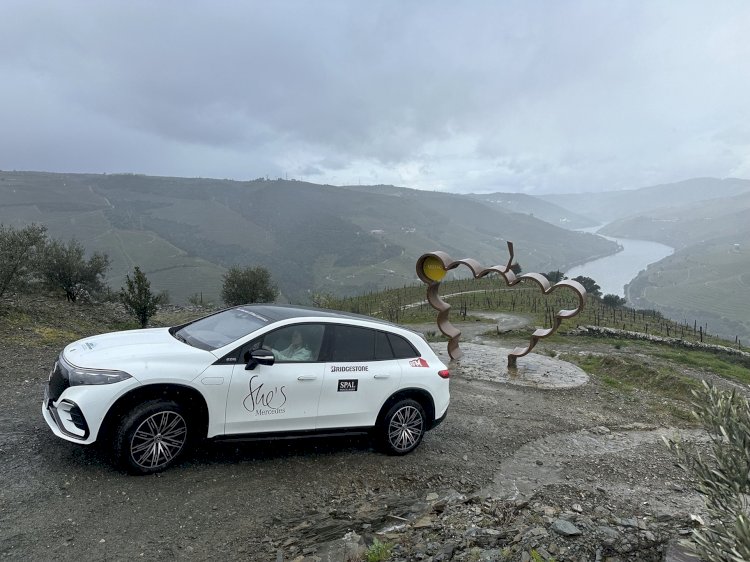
[272,330,312,361]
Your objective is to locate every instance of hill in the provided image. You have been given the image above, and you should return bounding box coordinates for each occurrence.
[596,191,750,341]
[0,171,616,303]
[467,192,597,229]
[540,177,750,223]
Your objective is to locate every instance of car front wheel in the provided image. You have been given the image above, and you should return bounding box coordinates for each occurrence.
[378,399,426,455]
[112,399,191,474]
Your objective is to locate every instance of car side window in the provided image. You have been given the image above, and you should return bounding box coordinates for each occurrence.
[329,325,377,362]
[387,333,419,359]
[374,331,395,360]
[237,324,325,364]
[262,324,325,363]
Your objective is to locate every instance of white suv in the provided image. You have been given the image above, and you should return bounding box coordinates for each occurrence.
[43,305,450,474]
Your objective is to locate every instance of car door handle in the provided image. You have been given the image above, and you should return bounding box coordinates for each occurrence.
[297,375,318,381]
[373,374,391,379]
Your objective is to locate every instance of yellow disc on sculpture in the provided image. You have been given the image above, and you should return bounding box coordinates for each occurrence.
[422,256,447,282]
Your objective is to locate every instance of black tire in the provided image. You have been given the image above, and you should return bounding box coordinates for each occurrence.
[112,399,191,475]
[377,398,426,455]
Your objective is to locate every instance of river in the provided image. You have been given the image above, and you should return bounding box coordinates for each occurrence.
[565,227,674,298]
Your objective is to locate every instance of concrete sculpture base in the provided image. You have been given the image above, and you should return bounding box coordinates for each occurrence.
[430,342,589,389]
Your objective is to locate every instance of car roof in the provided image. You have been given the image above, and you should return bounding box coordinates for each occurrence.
[239,304,400,327]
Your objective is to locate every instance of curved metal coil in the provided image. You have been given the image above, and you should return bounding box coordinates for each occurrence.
[416,241,587,367]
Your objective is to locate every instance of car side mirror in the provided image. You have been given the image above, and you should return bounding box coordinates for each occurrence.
[245,349,275,370]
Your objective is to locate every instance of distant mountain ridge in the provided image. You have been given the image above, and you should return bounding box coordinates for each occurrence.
[468,192,597,229]
[0,171,616,303]
[540,177,750,224]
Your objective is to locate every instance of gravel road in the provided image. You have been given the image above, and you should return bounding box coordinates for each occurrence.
[0,313,707,561]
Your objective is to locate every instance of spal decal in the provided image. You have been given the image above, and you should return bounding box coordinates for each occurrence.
[416,241,587,367]
[337,379,358,392]
[243,375,287,415]
[409,358,429,368]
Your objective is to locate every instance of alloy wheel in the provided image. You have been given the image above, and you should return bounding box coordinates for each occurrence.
[130,411,187,469]
[388,405,424,452]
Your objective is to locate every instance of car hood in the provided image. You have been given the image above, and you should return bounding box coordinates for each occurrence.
[63,328,215,372]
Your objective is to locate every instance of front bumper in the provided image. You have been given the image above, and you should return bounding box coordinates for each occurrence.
[42,379,140,445]
[43,387,90,440]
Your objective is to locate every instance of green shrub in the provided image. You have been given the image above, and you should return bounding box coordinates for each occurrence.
[665,382,750,561]
[120,266,165,328]
[365,538,392,562]
[221,265,278,306]
[0,223,47,299]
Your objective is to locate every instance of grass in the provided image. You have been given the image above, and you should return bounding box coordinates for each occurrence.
[650,348,750,385]
[33,326,81,346]
[0,297,139,347]
[566,352,701,403]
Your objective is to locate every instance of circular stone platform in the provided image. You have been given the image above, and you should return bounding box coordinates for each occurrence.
[429,342,589,389]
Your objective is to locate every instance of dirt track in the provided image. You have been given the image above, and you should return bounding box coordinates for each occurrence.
[0,313,706,561]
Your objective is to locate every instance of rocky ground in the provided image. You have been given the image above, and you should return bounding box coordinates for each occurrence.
[0,299,736,561]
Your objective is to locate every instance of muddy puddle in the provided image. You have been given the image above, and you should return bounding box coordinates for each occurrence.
[430,342,589,389]
[482,426,707,513]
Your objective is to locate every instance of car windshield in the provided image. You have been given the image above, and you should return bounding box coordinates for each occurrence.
[173,307,270,351]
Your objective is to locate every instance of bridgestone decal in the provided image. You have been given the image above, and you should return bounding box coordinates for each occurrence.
[330,365,368,372]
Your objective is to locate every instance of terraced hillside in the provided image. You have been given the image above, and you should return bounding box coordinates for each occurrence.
[600,191,750,341]
[0,171,616,303]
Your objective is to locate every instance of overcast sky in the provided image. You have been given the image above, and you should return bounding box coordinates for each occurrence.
[1,1,749,194]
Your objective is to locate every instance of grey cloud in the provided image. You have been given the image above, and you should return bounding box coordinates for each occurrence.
[1,0,749,192]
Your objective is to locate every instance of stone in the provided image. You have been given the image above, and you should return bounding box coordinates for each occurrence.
[529,526,548,537]
[616,517,639,528]
[413,517,433,529]
[550,519,582,537]
[426,493,439,502]
[597,526,620,542]
[536,547,552,560]
[442,543,456,558]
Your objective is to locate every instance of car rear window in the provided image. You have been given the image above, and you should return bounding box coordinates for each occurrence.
[329,325,375,362]
[387,333,419,359]
[328,325,418,361]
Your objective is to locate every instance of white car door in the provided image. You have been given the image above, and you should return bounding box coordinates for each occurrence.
[224,324,326,434]
[316,325,403,429]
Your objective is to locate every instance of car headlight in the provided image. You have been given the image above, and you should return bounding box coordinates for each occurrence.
[68,367,133,386]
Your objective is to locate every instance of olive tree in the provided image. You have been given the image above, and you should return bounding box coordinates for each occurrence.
[572,275,602,298]
[0,223,47,299]
[38,238,110,302]
[602,294,627,308]
[666,383,750,561]
[544,270,566,283]
[221,265,278,306]
[120,266,165,328]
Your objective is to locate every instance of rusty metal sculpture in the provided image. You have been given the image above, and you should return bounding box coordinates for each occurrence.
[416,241,587,367]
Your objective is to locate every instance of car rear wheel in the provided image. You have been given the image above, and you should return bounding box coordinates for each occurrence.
[378,399,426,455]
[112,399,191,474]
